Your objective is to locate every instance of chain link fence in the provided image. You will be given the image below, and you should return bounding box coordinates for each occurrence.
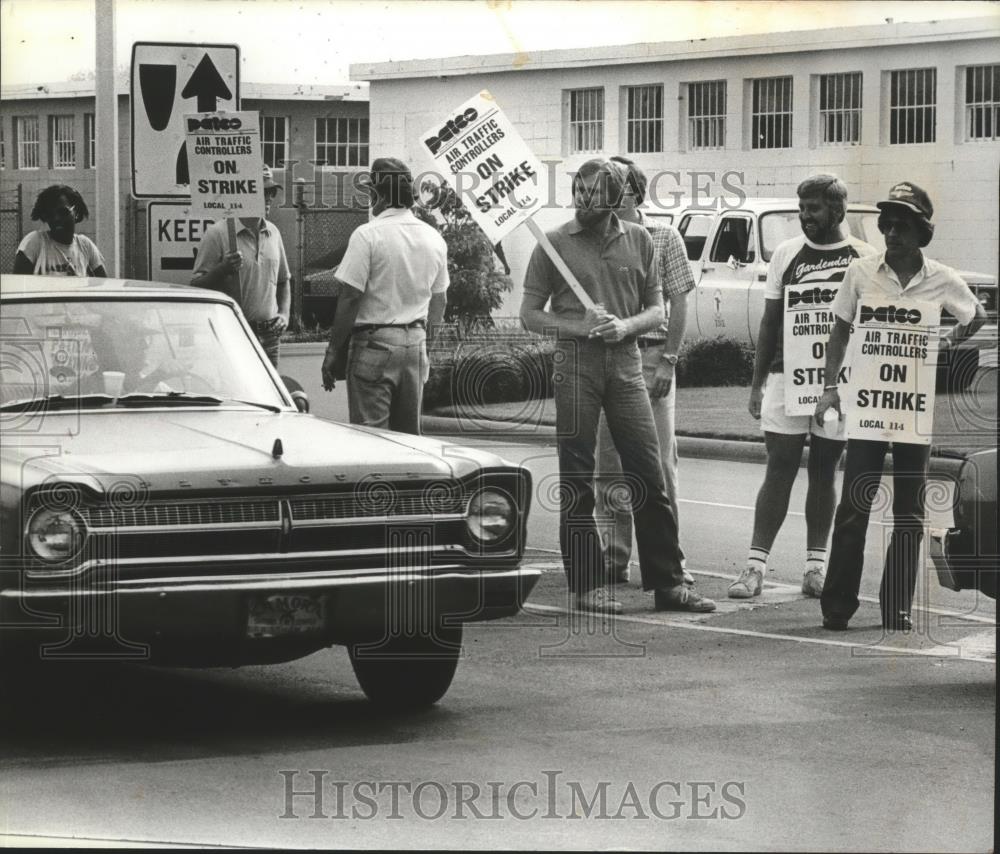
[296,205,368,329]
[0,185,25,272]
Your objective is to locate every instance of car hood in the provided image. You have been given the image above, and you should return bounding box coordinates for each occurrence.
[2,410,510,495]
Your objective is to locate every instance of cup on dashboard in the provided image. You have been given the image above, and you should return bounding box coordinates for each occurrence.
[102,371,125,401]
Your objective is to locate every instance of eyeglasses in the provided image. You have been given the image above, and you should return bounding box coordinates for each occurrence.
[264,187,280,199]
[877,217,914,234]
[49,205,77,220]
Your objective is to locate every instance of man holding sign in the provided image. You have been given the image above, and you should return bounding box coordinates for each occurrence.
[520,158,715,616]
[814,182,986,632]
[731,175,875,601]
[191,164,291,366]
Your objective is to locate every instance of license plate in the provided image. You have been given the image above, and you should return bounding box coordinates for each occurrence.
[246,594,324,639]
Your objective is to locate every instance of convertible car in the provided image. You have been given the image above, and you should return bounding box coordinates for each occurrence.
[0,275,537,708]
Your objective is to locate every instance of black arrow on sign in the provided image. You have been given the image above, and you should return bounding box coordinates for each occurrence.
[180,53,232,112]
[161,248,198,272]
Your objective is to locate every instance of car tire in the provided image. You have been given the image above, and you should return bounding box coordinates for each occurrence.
[348,625,462,709]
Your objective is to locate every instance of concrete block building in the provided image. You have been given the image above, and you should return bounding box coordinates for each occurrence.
[351,16,999,316]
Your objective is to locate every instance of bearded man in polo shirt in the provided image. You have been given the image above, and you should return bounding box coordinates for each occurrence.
[321,157,449,435]
[519,157,716,616]
[814,181,986,632]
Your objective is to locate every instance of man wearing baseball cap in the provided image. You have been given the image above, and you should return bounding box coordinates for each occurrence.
[813,181,986,632]
[192,164,291,366]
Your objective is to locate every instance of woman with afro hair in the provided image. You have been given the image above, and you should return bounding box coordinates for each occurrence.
[13,184,107,277]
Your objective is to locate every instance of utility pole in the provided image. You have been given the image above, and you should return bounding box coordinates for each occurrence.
[95,0,120,275]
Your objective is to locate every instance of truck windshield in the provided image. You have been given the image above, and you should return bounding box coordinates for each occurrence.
[760,211,885,261]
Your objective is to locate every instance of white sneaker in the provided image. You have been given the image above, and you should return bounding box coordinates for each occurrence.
[728,566,763,599]
[801,567,825,598]
[574,586,623,615]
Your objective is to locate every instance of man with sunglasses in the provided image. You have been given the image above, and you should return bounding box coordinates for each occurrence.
[192,165,291,366]
[814,182,986,632]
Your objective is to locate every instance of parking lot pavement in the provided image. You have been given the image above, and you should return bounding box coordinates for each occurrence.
[520,551,996,665]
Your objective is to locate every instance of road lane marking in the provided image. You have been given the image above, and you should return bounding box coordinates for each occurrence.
[922,628,996,660]
[523,603,996,665]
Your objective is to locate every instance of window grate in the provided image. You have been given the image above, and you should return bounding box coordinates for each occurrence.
[315,117,369,167]
[15,116,39,170]
[626,85,663,153]
[965,64,1000,142]
[50,115,75,169]
[688,80,726,150]
[889,68,936,145]
[568,88,604,153]
[262,116,289,168]
[751,77,792,149]
[820,72,862,145]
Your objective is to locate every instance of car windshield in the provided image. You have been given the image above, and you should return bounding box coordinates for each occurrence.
[759,211,885,261]
[0,298,288,411]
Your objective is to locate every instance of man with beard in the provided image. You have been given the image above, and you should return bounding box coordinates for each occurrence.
[519,157,715,615]
[729,174,876,600]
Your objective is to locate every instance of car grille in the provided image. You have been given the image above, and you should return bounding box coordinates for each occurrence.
[290,488,465,522]
[80,500,280,529]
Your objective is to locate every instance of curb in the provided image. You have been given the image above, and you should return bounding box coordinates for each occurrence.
[421,414,970,475]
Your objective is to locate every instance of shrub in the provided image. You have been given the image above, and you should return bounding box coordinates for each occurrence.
[676,337,754,387]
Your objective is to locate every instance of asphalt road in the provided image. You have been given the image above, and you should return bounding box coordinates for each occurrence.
[1,442,994,850]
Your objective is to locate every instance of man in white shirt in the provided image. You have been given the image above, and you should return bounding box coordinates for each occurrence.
[321,157,449,434]
[814,181,986,632]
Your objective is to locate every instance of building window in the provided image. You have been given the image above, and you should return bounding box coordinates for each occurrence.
[14,116,40,170]
[315,117,369,167]
[889,68,936,144]
[262,116,289,168]
[567,88,604,153]
[965,64,1000,141]
[49,115,76,169]
[84,113,96,169]
[687,80,726,150]
[625,84,662,153]
[819,72,862,145]
[751,76,792,149]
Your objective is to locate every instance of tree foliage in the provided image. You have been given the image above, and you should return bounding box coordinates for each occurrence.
[413,182,512,334]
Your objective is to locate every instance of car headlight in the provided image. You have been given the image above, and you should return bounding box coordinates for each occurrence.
[465,488,515,544]
[26,507,86,562]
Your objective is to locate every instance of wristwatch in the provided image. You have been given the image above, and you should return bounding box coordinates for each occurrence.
[661,353,679,366]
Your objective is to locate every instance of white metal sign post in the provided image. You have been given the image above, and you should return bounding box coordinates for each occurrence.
[131,41,240,199]
[147,202,216,285]
[843,297,941,445]
[419,90,595,311]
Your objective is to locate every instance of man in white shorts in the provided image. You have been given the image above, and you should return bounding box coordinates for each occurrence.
[729,174,877,599]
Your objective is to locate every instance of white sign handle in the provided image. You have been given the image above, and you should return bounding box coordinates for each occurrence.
[526,218,596,312]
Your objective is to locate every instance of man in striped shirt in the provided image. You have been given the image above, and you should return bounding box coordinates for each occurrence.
[595,156,696,587]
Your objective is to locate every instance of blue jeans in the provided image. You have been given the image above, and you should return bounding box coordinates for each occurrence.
[822,439,930,624]
[595,341,684,574]
[553,338,684,594]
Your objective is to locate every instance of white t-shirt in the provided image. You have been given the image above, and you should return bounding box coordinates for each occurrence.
[336,207,449,325]
[17,229,105,277]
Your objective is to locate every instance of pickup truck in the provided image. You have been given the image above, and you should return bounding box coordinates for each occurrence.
[647,199,998,391]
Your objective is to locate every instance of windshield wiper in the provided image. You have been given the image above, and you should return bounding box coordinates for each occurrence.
[0,393,114,413]
[117,391,224,407]
[115,392,281,412]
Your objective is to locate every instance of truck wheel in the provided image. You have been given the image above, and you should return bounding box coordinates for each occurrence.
[348,625,462,709]
[936,348,979,394]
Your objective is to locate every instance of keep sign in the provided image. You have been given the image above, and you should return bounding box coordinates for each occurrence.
[783,284,849,415]
[419,90,545,244]
[843,297,940,444]
[184,111,264,219]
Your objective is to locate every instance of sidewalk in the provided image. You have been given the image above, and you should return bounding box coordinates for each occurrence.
[423,373,997,469]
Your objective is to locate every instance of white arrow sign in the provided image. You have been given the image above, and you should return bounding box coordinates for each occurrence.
[131,41,240,199]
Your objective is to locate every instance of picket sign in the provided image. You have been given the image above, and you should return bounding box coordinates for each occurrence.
[843,296,940,444]
[419,90,595,312]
